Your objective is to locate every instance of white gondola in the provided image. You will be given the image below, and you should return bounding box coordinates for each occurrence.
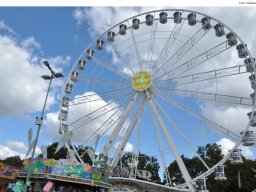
[70,71,79,82]
[173,11,182,24]
[249,74,256,89]
[214,165,227,181]
[65,83,73,94]
[78,60,86,70]
[236,44,248,58]
[62,96,69,107]
[250,92,255,105]
[187,12,196,26]
[107,31,115,42]
[214,23,225,37]
[230,149,243,165]
[201,17,211,30]
[241,131,255,146]
[59,109,68,121]
[62,123,68,132]
[226,32,238,46]
[159,12,168,24]
[145,14,154,26]
[132,18,140,30]
[119,24,127,35]
[195,179,209,192]
[247,111,256,127]
[244,58,256,73]
[86,49,94,60]
[96,40,104,50]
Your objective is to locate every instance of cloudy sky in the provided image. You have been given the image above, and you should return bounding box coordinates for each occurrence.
[1,6,256,181]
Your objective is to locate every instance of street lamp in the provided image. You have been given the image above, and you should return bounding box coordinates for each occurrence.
[24,61,63,191]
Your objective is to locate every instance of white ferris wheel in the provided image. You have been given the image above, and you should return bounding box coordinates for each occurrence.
[57,9,256,191]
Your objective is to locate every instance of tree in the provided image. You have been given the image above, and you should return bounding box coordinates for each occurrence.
[119,152,161,183]
[75,145,93,165]
[46,142,67,159]
[46,142,93,164]
[2,155,23,167]
[166,143,256,191]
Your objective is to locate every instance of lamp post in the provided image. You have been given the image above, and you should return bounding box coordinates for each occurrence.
[24,61,63,191]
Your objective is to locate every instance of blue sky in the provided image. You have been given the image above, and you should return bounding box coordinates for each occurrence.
[1,7,256,181]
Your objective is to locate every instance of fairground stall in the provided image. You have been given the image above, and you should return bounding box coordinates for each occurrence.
[0,162,20,192]
[15,158,111,192]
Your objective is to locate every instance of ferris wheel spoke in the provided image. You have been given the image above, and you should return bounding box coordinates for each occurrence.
[155,65,247,90]
[69,90,135,127]
[110,95,146,167]
[173,65,247,85]
[156,20,184,69]
[69,92,131,107]
[153,27,210,78]
[92,57,131,79]
[158,94,240,140]
[71,102,121,131]
[78,76,131,87]
[102,92,140,157]
[145,15,158,72]
[69,87,132,104]
[146,90,195,192]
[80,108,122,152]
[108,41,136,75]
[69,88,132,108]
[149,99,173,186]
[162,89,252,106]
[154,40,230,83]
[126,21,143,71]
[75,106,123,154]
[153,98,210,170]
[71,142,84,162]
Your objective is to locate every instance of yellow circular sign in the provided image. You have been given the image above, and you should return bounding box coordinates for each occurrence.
[132,71,152,91]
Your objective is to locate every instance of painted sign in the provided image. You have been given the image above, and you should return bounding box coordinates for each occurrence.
[111,166,152,181]
[132,71,152,91]
[0,162,19,178]
[22,158,109,183]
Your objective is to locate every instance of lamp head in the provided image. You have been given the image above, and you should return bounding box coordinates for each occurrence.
[41,75,52,80]
[43,60,50,67]
[54,72,64,78]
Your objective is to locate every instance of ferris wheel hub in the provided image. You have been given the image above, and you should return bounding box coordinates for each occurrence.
[132,71,152,91]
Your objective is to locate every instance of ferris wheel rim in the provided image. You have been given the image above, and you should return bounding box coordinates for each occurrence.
[58,8,256,191]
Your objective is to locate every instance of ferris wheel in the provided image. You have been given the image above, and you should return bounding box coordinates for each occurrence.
[58,9,256,191]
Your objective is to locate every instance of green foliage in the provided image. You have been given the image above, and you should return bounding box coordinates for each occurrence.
[2,155,23,167]
[75,145,93,165]
[46,142,93,164]
[119,152,161,183]
[46,142,68,160]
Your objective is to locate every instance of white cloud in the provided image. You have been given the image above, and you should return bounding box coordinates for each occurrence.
[201,103,250,136]
[44,112,60,141]
[0,140,41,160]
[73,7,156,36]
[45,91,122,144]
[114,141,134,153]
[0,32,70,117]
[217,137,254,159]
[0,20,17,35]
[0,145,22,159]
[5,140,27,153]
[124,142,133,152]
[21,36,41,50]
